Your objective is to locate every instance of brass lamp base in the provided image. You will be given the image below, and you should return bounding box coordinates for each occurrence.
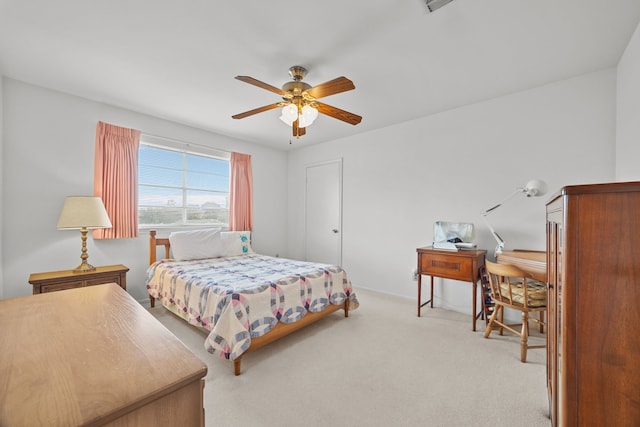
[73,227,96,273]
[73,262,96,273]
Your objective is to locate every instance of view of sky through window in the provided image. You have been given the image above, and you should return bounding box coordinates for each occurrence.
[138,144,230,226]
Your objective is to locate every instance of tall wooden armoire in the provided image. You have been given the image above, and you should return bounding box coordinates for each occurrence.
[546,181,640,426]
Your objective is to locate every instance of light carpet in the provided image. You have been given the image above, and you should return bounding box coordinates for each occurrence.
[148,288,550,427]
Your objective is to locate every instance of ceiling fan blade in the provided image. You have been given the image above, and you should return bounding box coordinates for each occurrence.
[305,77,355,99]
[235,76,287,96]
[316,102,362,125]
[232,103,282,119]
[292,119,306,138]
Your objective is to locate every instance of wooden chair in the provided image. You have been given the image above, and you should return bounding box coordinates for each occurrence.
[483,260,547,362]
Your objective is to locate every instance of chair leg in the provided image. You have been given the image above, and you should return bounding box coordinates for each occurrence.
[498,305,504,336]
[539,310,545,333]
[520,311,529,363]
[484,306,500,338]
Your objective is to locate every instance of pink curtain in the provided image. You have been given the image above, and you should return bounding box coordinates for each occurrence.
[93,121,140,239]
[229,152,253,231]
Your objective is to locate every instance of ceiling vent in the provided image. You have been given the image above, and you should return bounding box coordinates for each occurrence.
[425,0,454,13]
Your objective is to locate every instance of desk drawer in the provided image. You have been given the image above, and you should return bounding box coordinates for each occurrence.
[420,253,474,282]
[41,280,85,293]
[86,275,121,287]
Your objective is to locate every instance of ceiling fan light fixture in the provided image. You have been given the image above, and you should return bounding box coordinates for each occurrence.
[280,104,318,128]
[233,66,361,140]
[298,116,310,128]
[299,105,318,127]
[279,104,298,126]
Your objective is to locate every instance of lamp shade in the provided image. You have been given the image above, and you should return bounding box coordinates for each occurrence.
[279,104,318,128]
[298,105,318,127]
[522,179,548,197]
[279,104,298,126]
[57,196,112,230]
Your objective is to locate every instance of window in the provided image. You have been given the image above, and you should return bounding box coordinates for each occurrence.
[138,135,230,228]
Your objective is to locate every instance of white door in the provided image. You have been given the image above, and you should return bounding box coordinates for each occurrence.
[305,159,342,266]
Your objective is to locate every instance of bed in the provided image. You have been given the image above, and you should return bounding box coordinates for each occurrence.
[146,229,359,375]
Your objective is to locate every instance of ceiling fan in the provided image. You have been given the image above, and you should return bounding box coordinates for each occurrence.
[231,65,362,139]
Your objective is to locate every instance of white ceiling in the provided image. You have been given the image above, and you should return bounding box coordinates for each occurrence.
[1,0,640,150]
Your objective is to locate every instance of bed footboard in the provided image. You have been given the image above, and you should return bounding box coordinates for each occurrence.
[232,299,350,375]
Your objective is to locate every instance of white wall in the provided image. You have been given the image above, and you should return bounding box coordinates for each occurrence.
[1,63,626,318]
[1,78,288,301]
[617,21,640,181]
[288,69,616,316]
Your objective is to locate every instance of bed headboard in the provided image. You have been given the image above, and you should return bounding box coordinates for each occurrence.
[149,229,254,265]
[149,230,171,265]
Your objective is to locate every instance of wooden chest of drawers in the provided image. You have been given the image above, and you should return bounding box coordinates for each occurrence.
[0,283,207,426]
[28,264,129,294]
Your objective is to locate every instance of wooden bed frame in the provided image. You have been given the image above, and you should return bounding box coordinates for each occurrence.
[148,230,350,375]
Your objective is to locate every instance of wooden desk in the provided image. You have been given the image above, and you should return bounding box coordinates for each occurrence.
[417,247,487,331]
[496,250,546,282]
[0,284,208,426]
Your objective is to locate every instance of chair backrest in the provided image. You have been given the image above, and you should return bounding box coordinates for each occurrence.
[485,260,547,308]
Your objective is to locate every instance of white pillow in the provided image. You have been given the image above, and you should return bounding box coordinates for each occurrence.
[169,228,224,261]
[220,231,253,256]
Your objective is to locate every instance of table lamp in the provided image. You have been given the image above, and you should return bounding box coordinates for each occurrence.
[481,179,548,256]
[57,196,112,272]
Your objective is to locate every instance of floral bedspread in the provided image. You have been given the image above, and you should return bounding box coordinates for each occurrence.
[146,254,359,360]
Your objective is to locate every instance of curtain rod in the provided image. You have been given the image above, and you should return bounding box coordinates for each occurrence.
[140,131,232,155]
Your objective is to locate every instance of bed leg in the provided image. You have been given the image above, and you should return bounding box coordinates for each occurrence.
[344,299,349,318]
[233,357,242,376]
[149,296,155,308]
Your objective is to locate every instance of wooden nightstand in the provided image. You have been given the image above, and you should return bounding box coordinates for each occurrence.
[28,264,129,294]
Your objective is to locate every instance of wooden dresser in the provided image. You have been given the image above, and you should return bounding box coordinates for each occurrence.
[546,181,640,426]
[0,283,208,426]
